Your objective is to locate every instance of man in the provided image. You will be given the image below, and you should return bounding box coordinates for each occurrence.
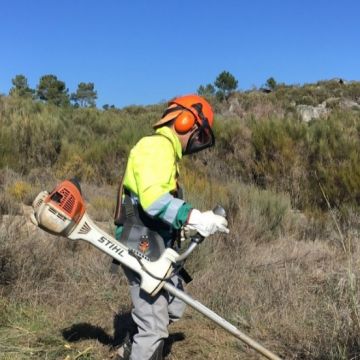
[114,94,229,360]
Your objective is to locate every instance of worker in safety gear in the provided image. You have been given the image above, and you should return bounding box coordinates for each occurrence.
[114,94,229,360]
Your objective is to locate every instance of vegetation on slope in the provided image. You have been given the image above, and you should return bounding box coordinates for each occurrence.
[1,79,360,359]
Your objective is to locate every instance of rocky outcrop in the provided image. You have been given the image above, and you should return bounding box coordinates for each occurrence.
[339,98,360,110]
[296,96,360,122]
[228,98,243,115]
[296,102,329,122]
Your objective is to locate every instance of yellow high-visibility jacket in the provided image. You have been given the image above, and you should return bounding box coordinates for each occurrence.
[122,126,192,229]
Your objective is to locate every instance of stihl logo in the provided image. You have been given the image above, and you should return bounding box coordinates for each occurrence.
[48,207,67,222]
[98,236,125,256]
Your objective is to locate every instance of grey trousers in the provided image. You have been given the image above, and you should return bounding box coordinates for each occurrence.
[122,266,186,360]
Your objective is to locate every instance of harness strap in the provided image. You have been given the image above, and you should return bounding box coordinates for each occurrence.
[123,191,135,219]
[114,174,124,225]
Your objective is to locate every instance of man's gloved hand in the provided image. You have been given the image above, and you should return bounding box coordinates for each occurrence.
[186,209,229,238]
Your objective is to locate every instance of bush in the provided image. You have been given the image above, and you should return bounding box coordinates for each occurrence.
[1,83,360,215]
[225,183,292,243]
[7,180,30,199]
[306,111,360,209]
[247,117,308,207]
[0,99,62,171]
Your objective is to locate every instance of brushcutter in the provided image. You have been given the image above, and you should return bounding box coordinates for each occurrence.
[30,178,282,360]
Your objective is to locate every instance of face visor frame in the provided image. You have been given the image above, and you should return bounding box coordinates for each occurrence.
[183,103,215,155]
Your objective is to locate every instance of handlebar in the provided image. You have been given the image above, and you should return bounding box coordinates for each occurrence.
[175,205,226,263]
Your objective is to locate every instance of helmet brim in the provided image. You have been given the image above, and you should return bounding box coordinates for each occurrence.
[153,109,183,129]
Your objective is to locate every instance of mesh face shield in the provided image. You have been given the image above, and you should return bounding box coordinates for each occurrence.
[184,117,215,155]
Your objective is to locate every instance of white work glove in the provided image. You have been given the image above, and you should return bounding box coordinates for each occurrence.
[186,209,229,238]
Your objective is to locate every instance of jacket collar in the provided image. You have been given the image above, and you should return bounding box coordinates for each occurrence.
[155,126,183,160]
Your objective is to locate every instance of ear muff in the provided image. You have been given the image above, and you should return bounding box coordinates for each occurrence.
[174,111,196,133]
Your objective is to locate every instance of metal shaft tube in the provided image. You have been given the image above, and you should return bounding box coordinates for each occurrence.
[163,282,282,360]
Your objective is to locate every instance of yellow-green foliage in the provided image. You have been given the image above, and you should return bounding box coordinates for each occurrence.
[0,98,62,171]
[306,111,360,209]
[0,97,164,183]
[1,82,360,214]
[249,116,308,207]
[181,165,229,210]
[7,181,32,202]
[56,152,98,183]
[227,182,292,241]
[211,109,360,212]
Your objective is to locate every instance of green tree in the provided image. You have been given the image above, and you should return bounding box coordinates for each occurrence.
[71,82,97,108]
[9,74,34,97]
[103,104,116,110]
[266,77,277,90]
[214,71,238,99]
[36,74,69,106]
[197,83,216,97]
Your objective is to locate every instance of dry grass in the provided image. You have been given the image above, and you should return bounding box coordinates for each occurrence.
[0,215,131,360]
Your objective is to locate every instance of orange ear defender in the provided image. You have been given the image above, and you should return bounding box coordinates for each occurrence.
[174,111,196,133]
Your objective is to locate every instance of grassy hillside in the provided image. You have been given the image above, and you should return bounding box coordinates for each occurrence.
[1,81,360,359]
[2,79,360,211]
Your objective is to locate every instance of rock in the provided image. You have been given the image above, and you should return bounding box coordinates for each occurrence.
[321,97,360,111]
[227,98,243,116]
[296,103,329,122]
[340,98,360,110]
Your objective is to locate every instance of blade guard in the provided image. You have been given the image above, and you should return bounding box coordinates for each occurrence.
[32,180,86,237]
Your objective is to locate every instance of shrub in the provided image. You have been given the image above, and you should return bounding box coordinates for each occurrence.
[306,111,360,209]
[0,100,62,171]
[7,181,32,202]
[249,117,308,207]
[226,182,292,243]
[1,84,360,215]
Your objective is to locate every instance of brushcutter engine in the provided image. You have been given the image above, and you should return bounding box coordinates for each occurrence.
[31,179,85,236]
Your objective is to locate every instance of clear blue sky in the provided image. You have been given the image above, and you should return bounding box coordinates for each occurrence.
[1,0,359,108]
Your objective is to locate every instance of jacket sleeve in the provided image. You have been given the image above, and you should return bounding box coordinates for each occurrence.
[131,136,192,229]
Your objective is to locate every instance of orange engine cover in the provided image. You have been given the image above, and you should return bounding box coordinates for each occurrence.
[46,180,86,223]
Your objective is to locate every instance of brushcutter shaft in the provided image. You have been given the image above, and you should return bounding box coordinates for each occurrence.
[163,282,282,360]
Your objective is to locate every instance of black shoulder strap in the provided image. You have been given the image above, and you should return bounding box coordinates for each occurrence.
[114,172,125,225]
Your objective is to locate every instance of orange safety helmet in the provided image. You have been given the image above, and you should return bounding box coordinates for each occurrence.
[154,94,214,131]
[154,95,215,154]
